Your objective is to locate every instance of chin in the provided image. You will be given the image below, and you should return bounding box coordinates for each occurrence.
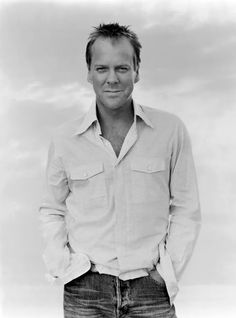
[102,98,125,110]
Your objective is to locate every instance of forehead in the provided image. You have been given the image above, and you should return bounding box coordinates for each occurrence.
[91,37,134,65]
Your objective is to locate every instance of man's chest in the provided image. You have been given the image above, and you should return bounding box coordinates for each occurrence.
[62,125,172,165]
[102,128,129,157]
[104,134,125,157]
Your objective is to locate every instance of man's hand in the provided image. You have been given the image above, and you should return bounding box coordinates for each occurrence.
[149,268,166,286]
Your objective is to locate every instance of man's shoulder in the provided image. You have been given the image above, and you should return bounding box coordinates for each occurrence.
[52,112,87,140]
[141,104,183,127]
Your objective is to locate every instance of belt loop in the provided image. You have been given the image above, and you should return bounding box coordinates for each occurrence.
[116,276,121,316]
[90,263,98,272]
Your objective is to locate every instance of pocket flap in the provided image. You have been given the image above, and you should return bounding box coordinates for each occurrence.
[130,157,166,173]
[70,162,104,180]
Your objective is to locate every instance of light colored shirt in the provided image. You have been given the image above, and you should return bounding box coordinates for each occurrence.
[39,100,201,304]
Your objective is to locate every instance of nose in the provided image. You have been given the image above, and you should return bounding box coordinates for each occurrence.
[106,69,119,84]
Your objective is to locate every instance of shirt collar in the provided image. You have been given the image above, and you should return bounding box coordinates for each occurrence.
[73,99,154,136]
[73,100,98,136]
[133,100,154,129]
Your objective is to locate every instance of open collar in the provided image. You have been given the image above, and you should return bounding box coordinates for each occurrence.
[73,99,154,136]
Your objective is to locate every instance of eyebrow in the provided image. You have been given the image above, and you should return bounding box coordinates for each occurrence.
[94,64,130,67]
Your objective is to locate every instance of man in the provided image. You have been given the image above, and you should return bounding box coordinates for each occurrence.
[39,23,201,317]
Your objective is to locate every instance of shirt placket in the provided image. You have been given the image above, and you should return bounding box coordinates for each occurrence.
[113,123,138,272]
[93,120,138,274]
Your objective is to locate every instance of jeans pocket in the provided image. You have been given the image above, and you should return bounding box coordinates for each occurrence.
[148,269,166,288]
[64,271,90,291]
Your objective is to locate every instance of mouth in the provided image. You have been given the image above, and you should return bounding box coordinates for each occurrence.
[104,90,121,93]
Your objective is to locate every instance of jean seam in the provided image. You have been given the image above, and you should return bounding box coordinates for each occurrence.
[116,276,121,317]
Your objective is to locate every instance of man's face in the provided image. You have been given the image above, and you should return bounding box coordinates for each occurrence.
[87,37,139,111]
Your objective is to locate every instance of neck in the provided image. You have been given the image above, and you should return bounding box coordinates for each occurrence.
[96,100,134,130]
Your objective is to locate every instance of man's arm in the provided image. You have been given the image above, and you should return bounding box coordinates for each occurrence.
[39,140,70,280]
[166,120,201,281]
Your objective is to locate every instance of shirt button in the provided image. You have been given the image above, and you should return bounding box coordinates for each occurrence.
[121,305,129,314]
[147,164,153,171]
[83,171,88,178]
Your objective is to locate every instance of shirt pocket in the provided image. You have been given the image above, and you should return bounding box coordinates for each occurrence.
[130,157,168,204]
[68,162,107,209]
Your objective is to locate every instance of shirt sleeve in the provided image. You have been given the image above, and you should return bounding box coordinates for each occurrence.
[39,139,71,280]
[166,119,201,281]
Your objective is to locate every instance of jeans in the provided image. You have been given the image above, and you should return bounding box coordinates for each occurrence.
[64,270,177,317]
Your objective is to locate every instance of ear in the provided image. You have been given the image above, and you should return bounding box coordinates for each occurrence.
[134,70,140,83]
[87,71,93,84]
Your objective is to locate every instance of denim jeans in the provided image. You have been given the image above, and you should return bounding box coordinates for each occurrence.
[64,270,177,317]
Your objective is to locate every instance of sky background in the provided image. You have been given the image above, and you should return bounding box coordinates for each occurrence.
[0,0,236,317]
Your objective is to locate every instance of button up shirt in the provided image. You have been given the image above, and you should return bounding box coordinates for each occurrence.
[39,100,201,304]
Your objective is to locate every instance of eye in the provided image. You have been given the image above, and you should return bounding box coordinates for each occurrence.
[117,66,129,73]
[96,67,107,73]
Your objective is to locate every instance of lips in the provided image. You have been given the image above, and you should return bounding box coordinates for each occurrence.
[104,90,121,93]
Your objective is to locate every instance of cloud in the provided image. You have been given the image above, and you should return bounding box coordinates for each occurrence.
[201,34,236,54]
[2,80,93,110]
[139,23,236,90]
[2,0,236,21]
[136,0,236,28]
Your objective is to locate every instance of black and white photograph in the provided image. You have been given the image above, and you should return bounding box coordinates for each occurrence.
[0,0,236,317]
